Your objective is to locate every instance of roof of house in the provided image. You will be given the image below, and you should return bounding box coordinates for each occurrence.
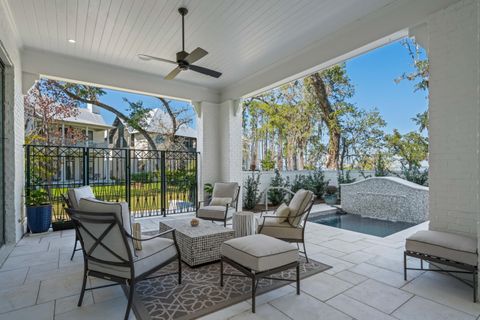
[118,108,197,138]
[61,108,112,129]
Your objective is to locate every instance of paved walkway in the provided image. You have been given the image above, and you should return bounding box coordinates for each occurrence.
[0,213,478,320]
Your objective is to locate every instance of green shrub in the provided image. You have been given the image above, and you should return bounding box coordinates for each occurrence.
[305,169,328,198]
[289,174,308,193]
[243,171,262,210]
[261,150,276,171]
[267,169,288,205]
[402,166,428,186]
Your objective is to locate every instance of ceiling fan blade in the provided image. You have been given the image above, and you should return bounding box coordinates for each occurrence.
[189,64,222,78]
[185,47,208,64]
[138,54,177,65]
[164,67,182,80]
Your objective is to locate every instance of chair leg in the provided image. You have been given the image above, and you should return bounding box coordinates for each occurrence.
[403,252,407,281]
[251,276,256,313]
[124,280,135,320]
[77,267,87,306]
[474,270,477,302]
[71,236,78,261]
[224,220,227,227]
[303,242,309,264]
[296,263,300,295]
[178,256,182,285]
[220,259,224,287]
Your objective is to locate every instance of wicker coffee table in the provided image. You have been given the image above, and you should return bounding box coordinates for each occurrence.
[159,218,235,267]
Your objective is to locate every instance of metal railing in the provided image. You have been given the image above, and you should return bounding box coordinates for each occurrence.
[25,145,198,222]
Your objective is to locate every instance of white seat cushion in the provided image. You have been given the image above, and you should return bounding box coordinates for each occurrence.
[258,220,303,240]
[197,206,234,220]
[221,234,298,272]
[134,237,177,277]
[88,237,177,279]
[406,230,478,266]
[68,186,95,209]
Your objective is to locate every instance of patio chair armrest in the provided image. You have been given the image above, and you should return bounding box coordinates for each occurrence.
[126,228,175,242]
[260,209,276,217]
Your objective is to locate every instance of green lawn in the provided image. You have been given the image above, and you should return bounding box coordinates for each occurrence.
[49,182,196,221]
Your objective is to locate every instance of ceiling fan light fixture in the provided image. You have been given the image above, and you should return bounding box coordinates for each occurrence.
[136,7,222,80]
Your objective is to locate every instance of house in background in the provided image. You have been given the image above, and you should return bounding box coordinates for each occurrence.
[60,104,112,148]
[109,108,197,151]
[26,103,112,148]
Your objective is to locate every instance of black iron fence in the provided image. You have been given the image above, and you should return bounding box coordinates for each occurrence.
[25,145,198,222]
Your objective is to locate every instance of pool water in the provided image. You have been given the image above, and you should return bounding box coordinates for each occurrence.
[309,213,416,237]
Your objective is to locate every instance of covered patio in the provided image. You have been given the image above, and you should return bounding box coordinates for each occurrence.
[1,0,479,319]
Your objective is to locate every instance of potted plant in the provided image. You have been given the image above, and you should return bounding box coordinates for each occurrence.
[204,183,214,203]
[323,185,338,205]
[26,188,52,233]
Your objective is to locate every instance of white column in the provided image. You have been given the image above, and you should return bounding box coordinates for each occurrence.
[219,99,243,205]
[424,0,480,298]
[195,101,221,201]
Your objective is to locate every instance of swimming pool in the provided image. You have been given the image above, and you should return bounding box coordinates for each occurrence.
[309,213,416,237]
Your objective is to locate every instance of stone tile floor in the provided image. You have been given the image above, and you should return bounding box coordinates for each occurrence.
[0,213,479,320]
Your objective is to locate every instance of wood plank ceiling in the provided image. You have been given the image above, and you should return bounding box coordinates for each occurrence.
[8,0,395,89]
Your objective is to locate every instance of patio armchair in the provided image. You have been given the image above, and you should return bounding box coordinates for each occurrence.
[196,182,240,227]
[66,198,181,320]
[258,189,315,262]
[63,186,96,260]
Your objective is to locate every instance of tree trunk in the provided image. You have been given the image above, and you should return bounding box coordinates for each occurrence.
[308,73,340,169]
[326,128,340,169]
[277,131,283,171]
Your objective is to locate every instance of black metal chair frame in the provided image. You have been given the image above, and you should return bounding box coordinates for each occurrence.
[404,250,478,302]
[196,185,241,227]
[60,193,82,261]
[220,256,300,313]
[66,208,182,320]
[258,196,315,263]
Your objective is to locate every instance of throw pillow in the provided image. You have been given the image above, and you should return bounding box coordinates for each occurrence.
[210,197,232,206]
[274,203,290,223]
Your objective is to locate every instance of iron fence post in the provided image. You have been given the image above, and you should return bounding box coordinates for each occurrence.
[83,147,89,186]
[25,145,31,198]
[161,151,166,217]
[126,149,131,208]
[195,152,198,209]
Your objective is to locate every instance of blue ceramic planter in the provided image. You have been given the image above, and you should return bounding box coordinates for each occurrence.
[324,194,338,205]
[26,205,52,233]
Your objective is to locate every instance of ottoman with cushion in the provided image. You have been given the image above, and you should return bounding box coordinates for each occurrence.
[404,230,478,301]
[220,234,300,313]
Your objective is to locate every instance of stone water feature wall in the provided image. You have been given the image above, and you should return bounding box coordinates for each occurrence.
[341,177,428,224]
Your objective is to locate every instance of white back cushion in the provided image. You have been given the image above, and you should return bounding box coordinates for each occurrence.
[68,186,95,209]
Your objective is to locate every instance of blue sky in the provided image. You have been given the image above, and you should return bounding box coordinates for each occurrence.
[345,39,428,134]
[94,38,427,134]
[96,89,197,129]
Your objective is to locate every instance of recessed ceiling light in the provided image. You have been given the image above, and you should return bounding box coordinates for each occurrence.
[68,39,76,43]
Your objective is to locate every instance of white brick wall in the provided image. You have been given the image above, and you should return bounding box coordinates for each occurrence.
[427,0,480,238]
[0,2,25,243]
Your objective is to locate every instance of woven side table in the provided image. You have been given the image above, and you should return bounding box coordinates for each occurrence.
[159,218,234,267]
[232,211,257,237]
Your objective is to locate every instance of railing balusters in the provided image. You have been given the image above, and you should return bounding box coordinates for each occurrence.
[24,144,198,225]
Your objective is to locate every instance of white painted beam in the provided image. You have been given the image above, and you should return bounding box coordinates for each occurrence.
[221,0,460,100]
[21,48,221,103]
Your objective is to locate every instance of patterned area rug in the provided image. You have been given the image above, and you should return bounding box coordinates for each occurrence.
[131,257,331,320]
